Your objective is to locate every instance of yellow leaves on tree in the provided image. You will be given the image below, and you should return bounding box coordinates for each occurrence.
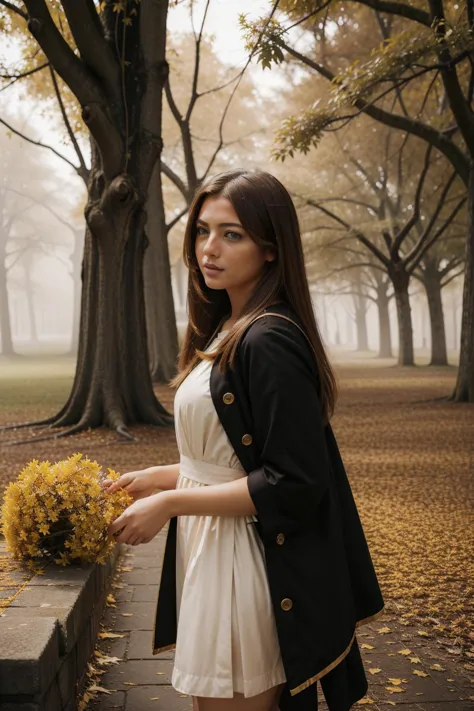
[1,453,132,566]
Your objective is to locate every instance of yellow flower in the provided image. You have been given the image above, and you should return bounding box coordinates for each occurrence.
[1,454,132,565]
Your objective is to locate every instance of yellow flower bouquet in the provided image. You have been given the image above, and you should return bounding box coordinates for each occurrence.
[1,453,132,566]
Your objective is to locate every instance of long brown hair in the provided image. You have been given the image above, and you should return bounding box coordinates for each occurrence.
[169,170,338,423]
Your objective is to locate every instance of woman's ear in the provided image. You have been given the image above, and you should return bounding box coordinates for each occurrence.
[265,248,277,263]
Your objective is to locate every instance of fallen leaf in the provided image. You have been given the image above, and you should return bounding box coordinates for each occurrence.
[385,686,405,693]
[356,699,375,705]
[430,664,445,672]
[397,648,412,656]
[377,626,391,634]
[98,632,125,639]
[409,656,421,663]
[368,668,381,675]
[88,685,112,694]
[361,644,374,650]
[121,613,133,617]
[124,681,137,686]
[413,670,429,677]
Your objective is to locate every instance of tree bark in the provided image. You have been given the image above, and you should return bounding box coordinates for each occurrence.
[423,270,448,366]
[390,267,415,365]
[144,159,179,383]
[452,165,474,400]
[53,165,173,432]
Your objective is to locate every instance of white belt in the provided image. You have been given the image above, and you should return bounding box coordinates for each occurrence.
[179,454,246,486]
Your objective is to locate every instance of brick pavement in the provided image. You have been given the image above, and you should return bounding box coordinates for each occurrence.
[89,528,474,711]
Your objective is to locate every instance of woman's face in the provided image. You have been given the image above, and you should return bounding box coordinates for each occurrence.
[194,195,275,298]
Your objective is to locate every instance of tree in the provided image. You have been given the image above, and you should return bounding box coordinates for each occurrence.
[147,8,276,382]
[292,123,466,365]
[0,0,173,439]
[0,123,69,354]
[243,0,474,399]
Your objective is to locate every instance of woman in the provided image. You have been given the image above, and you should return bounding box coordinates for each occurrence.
[104,170,385,711]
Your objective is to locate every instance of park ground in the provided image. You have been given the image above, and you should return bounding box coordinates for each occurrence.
[0,349,473,708]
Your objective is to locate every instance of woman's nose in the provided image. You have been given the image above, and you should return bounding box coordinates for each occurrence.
[202,232,220,255]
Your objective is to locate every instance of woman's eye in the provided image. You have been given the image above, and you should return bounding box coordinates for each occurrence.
[196,226,208,236]
[225,231,242,241]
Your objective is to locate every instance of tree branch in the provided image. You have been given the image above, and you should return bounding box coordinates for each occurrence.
[391,142,433,256]
[22,0,104,107]
[161,160,188,199]
[185,0,211,123]
[303,196,391,267]
[166,204,189,232]
[441,267,465,287]
[0,115,80,173]
[49,66,89,183]
[0,0,27,20]
[201,0,281,182]
[0,61,49,93]
[429,0,474,155]
[279,38,470,184]
[407,194,467,270]
[346,0,430,25]
[60,0,121,104]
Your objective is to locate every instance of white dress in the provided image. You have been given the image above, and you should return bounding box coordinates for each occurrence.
[171,330,287,698]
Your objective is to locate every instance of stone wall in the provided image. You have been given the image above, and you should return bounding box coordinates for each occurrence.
[0,541,121,710]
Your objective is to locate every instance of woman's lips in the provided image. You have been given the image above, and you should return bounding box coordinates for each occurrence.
[204,264,224,274]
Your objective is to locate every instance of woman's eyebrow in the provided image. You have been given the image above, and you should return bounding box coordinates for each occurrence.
[196,219,243,228]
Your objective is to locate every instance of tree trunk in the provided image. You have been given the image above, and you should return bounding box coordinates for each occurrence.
[2,0,173,437]
[354,302,369,350]
[68,228,84,356]
[423,271,448,366]
[0,240,14,355]
[390,267,415,366]
[144,159,179,383]
[23,263,39,344]
[174,256,188,312]
[47,160,173,435]
[375,285,393,358]
[453,164,474,400]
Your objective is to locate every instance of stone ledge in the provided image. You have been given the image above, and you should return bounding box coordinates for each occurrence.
[0,543,122,710]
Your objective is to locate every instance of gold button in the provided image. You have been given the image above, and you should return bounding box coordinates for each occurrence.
[281,598,293,611]
[276,533,285,545]
[223,392,235,405]
[241,433,253,446]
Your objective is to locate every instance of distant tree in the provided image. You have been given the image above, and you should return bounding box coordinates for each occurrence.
[294,127,466,365]
[243,0,474,400]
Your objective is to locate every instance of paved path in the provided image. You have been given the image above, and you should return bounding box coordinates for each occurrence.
[89,529,474,710]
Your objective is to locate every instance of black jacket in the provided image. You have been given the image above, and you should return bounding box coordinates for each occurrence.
[153,301,385,711]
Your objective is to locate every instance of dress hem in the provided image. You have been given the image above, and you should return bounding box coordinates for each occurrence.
[172,664,287,699]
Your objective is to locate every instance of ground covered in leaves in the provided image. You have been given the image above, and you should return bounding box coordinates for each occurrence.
[0,355,473,660]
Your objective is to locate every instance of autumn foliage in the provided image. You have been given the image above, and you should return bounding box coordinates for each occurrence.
[1,453,132,566]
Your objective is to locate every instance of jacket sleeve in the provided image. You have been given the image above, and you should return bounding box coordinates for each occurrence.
[240,316,331,542]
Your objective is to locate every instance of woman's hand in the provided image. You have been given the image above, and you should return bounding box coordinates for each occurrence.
[107,492,171,546]
[101,468,159,501]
